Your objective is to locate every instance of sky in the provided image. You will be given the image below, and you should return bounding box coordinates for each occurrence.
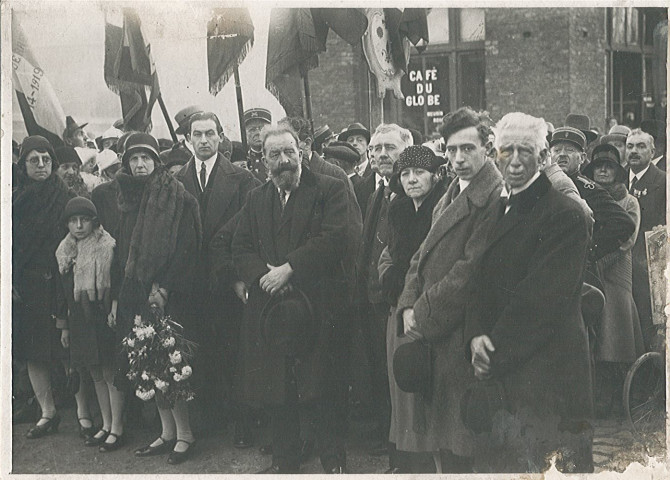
[11,1,286,142]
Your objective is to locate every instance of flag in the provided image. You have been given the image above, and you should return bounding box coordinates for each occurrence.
[104,8,160,132]
[384,8,429,73]
[207,8,254,96]
[265,8,368,116]
[11,15,65,147]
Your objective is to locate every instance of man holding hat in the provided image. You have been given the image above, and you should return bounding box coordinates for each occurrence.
[339,122,372,178]
[232,123,350,474]
[175,111,260,446]
[244,107,272,181]
[550,126,635,264]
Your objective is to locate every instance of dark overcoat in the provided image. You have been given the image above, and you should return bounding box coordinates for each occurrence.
[232,167,349,406]
[464,173,594,473]
[394,160,503,456]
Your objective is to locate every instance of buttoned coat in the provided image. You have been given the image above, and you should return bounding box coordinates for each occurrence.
[232,167,349,406]
[464,173,593,473]
[394,160,503,456]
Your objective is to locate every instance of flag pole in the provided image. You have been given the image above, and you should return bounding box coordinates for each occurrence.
[303,72,315,138]
[234,65,249,153]
[157,94,178,143]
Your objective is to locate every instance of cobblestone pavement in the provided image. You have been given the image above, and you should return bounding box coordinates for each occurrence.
[11,406,665,474]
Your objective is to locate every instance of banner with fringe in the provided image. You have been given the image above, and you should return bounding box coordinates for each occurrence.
[207,8,254,96]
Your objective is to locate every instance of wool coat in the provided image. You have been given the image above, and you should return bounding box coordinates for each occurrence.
[464,173,594,473]
[232,167,349,406]
[629,162,666,347]
[393,161,504,457]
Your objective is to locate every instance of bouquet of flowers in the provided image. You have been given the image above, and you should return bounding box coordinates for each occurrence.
[121,306,197,407]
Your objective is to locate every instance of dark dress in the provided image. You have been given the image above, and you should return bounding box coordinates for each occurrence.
[12,174,73,363]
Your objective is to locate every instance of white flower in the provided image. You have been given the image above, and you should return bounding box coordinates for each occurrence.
[181,365,192,378]
[135,388,155,401]
[144,325,156,338]
[169,351,182,365]
[169,367,177,373]
[173,373,183,382]
[154,379,169,392]
[141,371,149,381]
[126,338,135,348]
[134,315,143,326]
[162,337,176,348]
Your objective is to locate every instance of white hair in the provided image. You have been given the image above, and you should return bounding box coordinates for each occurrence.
[494,112,548,152]
[370,123,413,150]
[627,128,654,147]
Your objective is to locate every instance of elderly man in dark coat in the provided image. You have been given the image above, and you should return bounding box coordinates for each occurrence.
[465,112,594,473]
[395,108,504,473]
[232,124,350,474]
[626,128,667,349]
[174,112,260,444]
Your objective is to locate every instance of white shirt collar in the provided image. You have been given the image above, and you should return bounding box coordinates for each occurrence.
[196,153,218,188]
[357,158,369,176]
[458,178,471,192]
[630,164,650,183]
[375,173,389,187]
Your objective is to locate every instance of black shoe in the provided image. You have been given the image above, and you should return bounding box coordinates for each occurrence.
[99,432,126,452]
[78,417,97,439]
[135,437,176,457]
[234,420,253,449]
[26,414,61,439]
[259,443,273,455]
[326,465,348,474]
[85,429,109,446]
[167,439,196,465]
[256,464,299,474]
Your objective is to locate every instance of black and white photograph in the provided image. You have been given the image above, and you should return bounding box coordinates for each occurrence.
[3,1,668,476]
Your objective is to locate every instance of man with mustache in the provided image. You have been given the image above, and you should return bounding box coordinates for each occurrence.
[232,123,350,474]
[626,128,666,349]
[550,126,635,271]
[356,123,413,469]
[244,108,272,182]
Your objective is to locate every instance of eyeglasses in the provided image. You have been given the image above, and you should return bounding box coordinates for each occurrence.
[27,156,52,166]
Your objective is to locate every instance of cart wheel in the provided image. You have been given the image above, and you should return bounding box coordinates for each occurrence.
[622,351,665,434]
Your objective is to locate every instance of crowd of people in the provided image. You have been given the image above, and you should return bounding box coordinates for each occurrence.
[11,102,666,474]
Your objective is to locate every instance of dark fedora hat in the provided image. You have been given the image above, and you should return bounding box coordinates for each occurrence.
[564,113,598,143]
[393,340,432,396]
[323,141,360,166]
[243,108,272,126]
[260,288,317,358]
[337,122,371,143]
[582,143,626,184]
[460,380,507,434]
[600,124,631,145]
[314,125,335,146]
[174,105,204,135]
[550,126,587,151]
[63,116,88,139]
[389,145,441,195]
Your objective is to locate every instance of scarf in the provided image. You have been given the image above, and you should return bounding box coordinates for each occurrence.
[56,226,116,302]
[13,173,72,276]
[116,166,201,285]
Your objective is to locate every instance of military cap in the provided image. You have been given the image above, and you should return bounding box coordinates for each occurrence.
[551,126,587,151]
[243,108,272,125]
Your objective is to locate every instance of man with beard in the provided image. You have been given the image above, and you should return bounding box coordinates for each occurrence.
[626,128,666,349]
[174,111,260,446]
[54,146,89,197]
[232,124,350,473]
[244,108,272,181]
[356,123,413,467]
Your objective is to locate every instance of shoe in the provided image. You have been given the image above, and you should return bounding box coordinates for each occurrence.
[256,464,299,474]
[85,429,109,447]
[26,414,61,439]
[234,420,253,449]
[99,432,126,452]
[326,465,348,474]
[78,417,97,439]
[167,439,196,465]
[259,443,272,455]
[135,437,176,457]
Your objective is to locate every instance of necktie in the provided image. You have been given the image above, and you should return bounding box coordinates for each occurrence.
[200,162,207,190]
[279,190,288,210]
[504,194,518,214]
[629,175,638,192]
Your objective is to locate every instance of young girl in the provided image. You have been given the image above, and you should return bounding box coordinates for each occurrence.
[56,197,125,448]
